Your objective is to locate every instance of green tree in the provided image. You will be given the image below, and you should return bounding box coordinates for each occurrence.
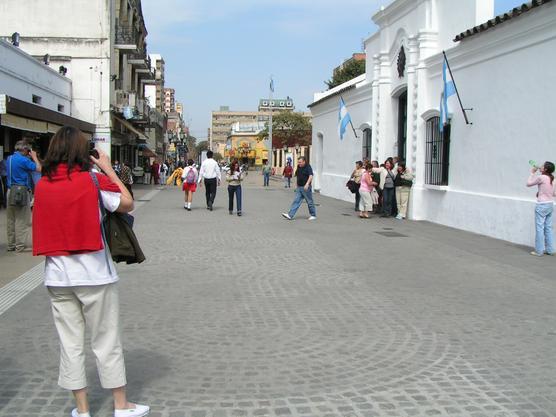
[185,135,197,160]
[258,111,312,148]
[325,59,365,90]
[196,140,209,155]
[213,152,223,162]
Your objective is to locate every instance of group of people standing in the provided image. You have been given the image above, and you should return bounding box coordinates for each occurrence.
[349,157,413,220]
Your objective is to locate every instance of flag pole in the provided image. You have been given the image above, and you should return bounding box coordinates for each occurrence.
[442,51,472,125]
[340,95,359,139]
[268,76,273,170]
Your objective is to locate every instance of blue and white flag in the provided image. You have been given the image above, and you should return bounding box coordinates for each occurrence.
[440,58,456,132]
[338,97,352,140]
[270,77,275,93]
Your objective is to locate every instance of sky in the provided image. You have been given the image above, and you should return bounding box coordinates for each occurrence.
[142,0,526,140]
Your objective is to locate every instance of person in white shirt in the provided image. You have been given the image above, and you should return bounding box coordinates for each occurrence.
[197,151,221,211]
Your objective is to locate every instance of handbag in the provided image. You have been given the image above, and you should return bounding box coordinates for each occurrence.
[346,179,359,194]
[7,157,29,207]
[90,172,145,264]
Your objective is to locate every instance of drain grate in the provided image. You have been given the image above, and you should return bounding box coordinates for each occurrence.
[375,231,408,237]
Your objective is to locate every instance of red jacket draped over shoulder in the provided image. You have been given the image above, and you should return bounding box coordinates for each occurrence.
[32,165,120,257]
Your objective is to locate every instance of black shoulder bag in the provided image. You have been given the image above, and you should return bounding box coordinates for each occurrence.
[90,172,146,264]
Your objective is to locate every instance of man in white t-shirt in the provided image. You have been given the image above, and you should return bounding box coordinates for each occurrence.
[198,150,221,211]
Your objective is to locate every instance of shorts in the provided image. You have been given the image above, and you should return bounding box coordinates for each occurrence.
[182,182,197,192]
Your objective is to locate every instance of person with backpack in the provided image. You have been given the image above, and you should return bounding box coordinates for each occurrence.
[181,159,198,211]
[226,159,244,216]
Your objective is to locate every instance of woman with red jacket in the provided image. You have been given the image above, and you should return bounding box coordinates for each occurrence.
[283,161,293,188]
[32,126,149,417]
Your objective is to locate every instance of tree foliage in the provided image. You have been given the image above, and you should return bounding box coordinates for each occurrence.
[258,111,312,148]
[325,59,365,89]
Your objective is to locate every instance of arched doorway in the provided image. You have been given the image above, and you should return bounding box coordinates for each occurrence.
[397,90,407,161]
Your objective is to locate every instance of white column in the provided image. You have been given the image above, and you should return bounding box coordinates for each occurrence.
[371,54,380,161]
[377,51,394,162]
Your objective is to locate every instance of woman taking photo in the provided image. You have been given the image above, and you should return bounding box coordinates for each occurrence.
[32,126,149,417]
[527,161,555,257]
[181,159,198,211]
[226,159,243,216]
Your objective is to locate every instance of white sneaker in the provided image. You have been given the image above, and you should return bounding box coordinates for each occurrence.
[114,403,150,417]
[530,251,543,257]
[395,214,403,220]
[308,216,317,220]
[72,409,91,417]
[282,213,292,220]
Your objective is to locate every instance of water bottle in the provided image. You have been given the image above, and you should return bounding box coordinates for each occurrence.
[529,160,538,169]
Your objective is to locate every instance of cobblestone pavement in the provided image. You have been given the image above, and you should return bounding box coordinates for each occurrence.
[1,181,555,417]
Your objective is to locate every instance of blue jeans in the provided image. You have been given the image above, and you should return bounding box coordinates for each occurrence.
[228,185,242,213]
[535,203,554,254]
[263,173,270,186]
[288,187,316,218]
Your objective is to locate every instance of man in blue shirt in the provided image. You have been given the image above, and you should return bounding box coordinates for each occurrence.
[281,156,317,221]
[6,141,41,252]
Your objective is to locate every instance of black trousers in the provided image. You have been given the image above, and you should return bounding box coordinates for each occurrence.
[354,189,361,211]
[204,178,217,207]
[0,176,7,208]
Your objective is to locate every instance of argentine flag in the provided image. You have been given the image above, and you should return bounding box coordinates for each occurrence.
[440,59,456,132]
[338,97,352,140]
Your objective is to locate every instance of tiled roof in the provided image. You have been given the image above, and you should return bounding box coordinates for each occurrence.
[454,0,553,42]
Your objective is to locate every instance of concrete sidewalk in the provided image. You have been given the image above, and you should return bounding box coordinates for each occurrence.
[0,181,554,417]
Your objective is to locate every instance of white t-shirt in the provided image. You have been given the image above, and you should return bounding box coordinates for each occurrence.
[44,191,121,287]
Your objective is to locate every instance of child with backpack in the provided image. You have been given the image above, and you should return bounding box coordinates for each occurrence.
[181,159,198,211]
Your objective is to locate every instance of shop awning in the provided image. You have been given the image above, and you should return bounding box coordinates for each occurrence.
[113,116,149,141]
[139,145,157,158]
[0,94,96,133]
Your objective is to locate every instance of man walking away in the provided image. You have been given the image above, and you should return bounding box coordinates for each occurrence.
[262,160,271,187]
[198,150,221,211]
[282,156,316,221]
[6,141,41,252]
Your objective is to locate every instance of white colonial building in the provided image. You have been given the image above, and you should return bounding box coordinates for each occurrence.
[310,0,556,247]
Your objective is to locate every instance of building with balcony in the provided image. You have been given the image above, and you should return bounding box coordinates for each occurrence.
[0,0,157,167]
[164,88,175,113]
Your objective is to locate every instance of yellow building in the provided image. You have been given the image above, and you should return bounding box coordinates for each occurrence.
[225,122,268,167]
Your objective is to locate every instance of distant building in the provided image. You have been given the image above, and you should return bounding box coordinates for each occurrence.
[145,54,165,113]
[164,88,175,113]
[225,122,268,167]
[332,53,366,75]
[176,102,183,117]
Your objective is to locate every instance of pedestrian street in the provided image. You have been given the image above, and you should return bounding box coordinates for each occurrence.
[1,179,555,417]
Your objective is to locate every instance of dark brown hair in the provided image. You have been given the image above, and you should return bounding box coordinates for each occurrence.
[543,161,555,184]
[42,126,91,179]
[229,159,240,175]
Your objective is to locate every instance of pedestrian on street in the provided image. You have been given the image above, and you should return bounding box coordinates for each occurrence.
[373,160,396,218]
[283,162,293,188]
[160,161,169,185]
[395,161,413,220]
[119,161,134,199]
[262,160,271,187]
[226,159,243,216]
[181,159,198,211]
[143,160,151,185]
[527,161,555,256]
[32,126,149,417]
[6,141,41,252]
[151,160,160,185]
[358,162,377,219]
[0,156,7,209]
[350,161,364,212]
[198,150,221,211]
[282,156,316,221]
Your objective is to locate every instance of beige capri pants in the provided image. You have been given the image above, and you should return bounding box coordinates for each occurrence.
[47,283,127,390]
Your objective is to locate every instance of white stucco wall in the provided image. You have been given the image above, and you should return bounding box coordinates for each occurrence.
[311,0,556,248]
[0,40,71,113]
[311,77,372,203]
[413,3,556,246]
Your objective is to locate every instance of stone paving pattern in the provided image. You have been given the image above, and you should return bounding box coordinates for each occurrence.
[1,179,555,417]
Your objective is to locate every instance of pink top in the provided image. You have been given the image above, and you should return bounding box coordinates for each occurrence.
[359,171,373,193]
[527,174,556,203]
